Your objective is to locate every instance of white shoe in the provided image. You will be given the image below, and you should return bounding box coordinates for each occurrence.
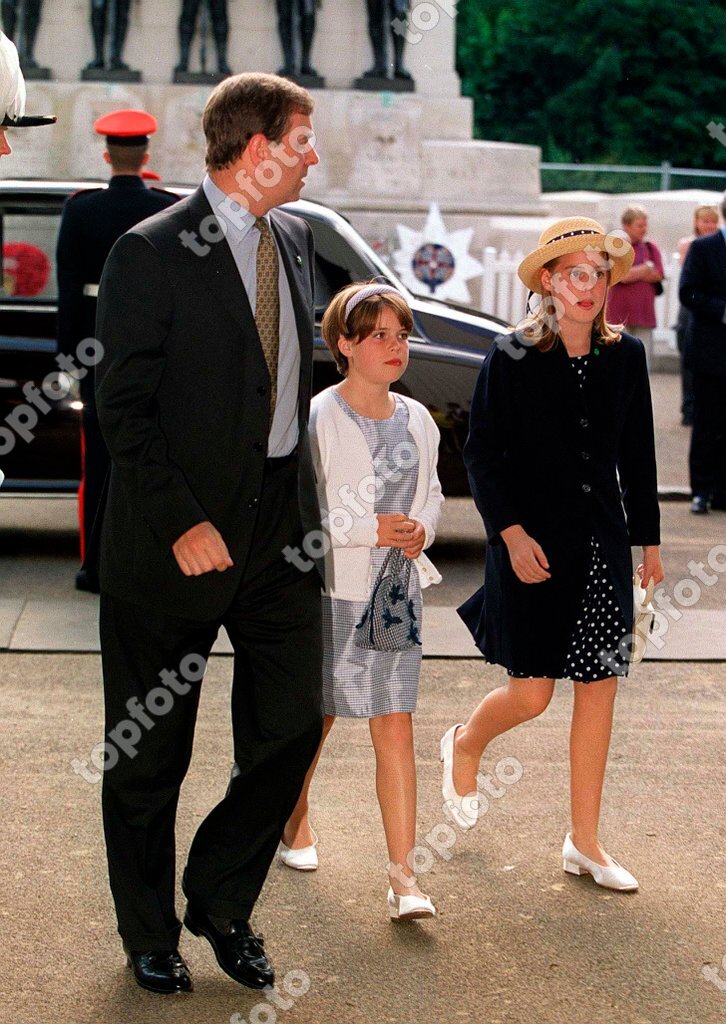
[387,887,436,921]
[278,829,318,871]
[440,724,482,831]
[562,833,639,891]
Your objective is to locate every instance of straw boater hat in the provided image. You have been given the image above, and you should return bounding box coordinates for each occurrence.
[0,32,55,128]
[517,217,633,295]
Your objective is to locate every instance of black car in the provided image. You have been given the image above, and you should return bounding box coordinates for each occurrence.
[0,180,506,496]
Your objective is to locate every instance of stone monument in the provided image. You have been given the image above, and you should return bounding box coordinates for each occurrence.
[3,0,545,298]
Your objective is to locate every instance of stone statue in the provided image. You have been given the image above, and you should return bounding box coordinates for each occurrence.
[276,0,319,80]
[175,0,231,78]
[363,0,412,81]
[1,0,44,71]
[84,0,134,72]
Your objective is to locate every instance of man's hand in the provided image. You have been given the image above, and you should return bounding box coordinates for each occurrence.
[376,513,416,549]
[403,520,426,560]
[500,524,551,583]
[172,521,234,576]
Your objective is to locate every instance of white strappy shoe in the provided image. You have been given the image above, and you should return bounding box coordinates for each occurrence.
[562,833,639,891]
[387,887,436,921]
[278,829,318,872]
[440,724,482,831]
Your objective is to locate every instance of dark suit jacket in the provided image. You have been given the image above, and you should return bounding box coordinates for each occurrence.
[679,230,726,375]
[94,185,321,619]
[458,331,660,676]
[56,176,178,404]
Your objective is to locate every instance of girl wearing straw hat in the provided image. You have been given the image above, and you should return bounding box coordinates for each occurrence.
[444,217,664,891]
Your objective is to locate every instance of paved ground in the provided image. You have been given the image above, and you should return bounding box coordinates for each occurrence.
[1,655,724,1024]
[1,373,725,1023]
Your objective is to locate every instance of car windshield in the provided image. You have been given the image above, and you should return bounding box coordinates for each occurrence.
[303,213,408,317]
[1,210,59,301]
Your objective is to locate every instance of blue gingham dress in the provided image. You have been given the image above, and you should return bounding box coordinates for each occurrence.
[321,392,423,717]
[508,355,629,683]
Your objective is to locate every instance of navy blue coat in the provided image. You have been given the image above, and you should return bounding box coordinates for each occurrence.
[458,331,660,676]
[679,229,726,376]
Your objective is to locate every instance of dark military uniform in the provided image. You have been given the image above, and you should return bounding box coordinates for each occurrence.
[56,176,178,572]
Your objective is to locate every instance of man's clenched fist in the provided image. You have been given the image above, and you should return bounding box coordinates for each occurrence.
[172,521,234,576]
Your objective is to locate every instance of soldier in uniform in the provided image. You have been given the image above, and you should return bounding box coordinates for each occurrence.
[0,29,54,158]
[55,109,178,591]
[363,0,412,81]
[276,0,319,79]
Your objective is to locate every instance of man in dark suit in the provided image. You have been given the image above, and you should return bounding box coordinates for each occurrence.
[94,73,323,995]
[680,191,726,514]
[56,109,178,592]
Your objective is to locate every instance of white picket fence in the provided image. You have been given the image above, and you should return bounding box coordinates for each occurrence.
[478,247,682,340]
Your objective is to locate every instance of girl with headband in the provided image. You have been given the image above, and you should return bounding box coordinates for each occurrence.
[448,218,664,892]
[278,281,444,921]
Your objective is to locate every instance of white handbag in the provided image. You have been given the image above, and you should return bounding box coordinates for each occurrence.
[631,569,655,664]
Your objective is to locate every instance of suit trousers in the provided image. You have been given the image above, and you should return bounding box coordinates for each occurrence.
[689,372,726,499]
[99,455,323,951]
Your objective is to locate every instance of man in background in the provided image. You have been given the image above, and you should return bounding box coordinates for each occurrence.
[55,109,178,591]
[675,205,720,425]
[680,192,726,515]
[606,203,664,370]
[94,72,323,996]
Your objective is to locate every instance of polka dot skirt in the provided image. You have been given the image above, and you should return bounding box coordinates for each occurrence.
[506,355,629,683]
[562,534,628,682]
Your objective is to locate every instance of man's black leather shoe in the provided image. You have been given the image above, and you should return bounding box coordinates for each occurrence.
[690,495,709,515]
[124,948,193,994]
[183,904,274,989]
[710,494,726,512]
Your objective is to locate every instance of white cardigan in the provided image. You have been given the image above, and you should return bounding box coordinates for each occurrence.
[309,387,444,601]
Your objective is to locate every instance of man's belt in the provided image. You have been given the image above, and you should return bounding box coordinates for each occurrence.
[83,284,99,297]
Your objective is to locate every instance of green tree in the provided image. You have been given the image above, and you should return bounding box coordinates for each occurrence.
[456,0,726,171]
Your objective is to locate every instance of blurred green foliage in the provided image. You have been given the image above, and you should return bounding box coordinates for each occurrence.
[456,0,726,190]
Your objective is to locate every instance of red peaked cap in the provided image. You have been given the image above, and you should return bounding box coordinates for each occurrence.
[93,108,158,146]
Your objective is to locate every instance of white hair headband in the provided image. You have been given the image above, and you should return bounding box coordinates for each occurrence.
[344,283,402,322]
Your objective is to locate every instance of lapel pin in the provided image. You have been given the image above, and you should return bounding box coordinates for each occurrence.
[295,254,303,268]
[593,347,600,355]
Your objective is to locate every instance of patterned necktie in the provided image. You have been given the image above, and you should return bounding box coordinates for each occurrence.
[254,217,280,422]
